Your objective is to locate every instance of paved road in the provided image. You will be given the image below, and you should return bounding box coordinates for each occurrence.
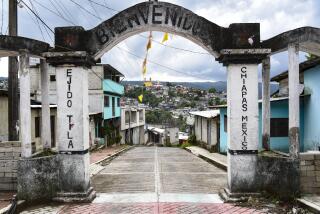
[92,146,227,196]
[21,147,265,213]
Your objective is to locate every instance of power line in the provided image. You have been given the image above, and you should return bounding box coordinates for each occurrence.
[87,0,211,55]
[24,4,46,41]
[27,0,53,41]
[87,0,118,13]
[21,1,205,81]
[69,0,100,20]
[117,46,204,80]
[42,0,77,25]
[20,0,54,34]
[55,0,77,24]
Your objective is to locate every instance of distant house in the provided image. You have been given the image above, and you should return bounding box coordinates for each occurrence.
[190,110,220,151]
[147,125,179,145]
[216,57,320,153]
[103,65,125,145]
[120,106,145,145]
[0,89,57,152]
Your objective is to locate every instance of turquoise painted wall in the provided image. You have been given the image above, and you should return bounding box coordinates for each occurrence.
[219,108,228,154]
[103,79,124,95]
[103,95,121,119]
[304,65,320,151]
[219,99,305,153]
[103,79,124,120]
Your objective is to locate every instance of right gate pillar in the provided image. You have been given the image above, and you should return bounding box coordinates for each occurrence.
[220,49,270,196]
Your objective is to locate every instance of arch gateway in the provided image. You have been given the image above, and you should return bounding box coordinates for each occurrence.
[1,0,319,202]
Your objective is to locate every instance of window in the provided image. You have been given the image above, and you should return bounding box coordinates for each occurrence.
[50,75,56,82]
[139,110,144,121]
[271,118,288,137]
[35,117,41,137]
[104,96,109,107]
[117,97,120,107]
[224,115,227,133]
[131,111,137,123]
[125,111,130,124]
[112,97,115,117]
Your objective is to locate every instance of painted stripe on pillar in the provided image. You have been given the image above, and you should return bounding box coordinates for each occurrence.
[228,149,258,155]
[59,149,89,155]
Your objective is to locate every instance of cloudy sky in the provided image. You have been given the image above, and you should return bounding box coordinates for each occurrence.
[0,0,319,82]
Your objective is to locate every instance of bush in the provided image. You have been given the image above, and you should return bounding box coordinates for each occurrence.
[180,142,192,149]
[188,134,197,145]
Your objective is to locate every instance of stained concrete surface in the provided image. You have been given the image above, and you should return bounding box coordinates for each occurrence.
[92,146,227,203]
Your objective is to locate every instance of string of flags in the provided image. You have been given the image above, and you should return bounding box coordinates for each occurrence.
[138,32,170,103]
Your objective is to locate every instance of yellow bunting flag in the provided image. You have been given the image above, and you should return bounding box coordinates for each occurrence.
[144,81,153,87]
[146,39,152,51]
[162,32,169,43]
[142,58,147,76]
[138,94,143,103]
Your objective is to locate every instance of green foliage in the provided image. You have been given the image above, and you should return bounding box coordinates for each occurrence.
[146,109,175,124]
[105,125,122,146]
[180,141,193,149]
[208,87,216,93]
[165,138,172,147]
[125,87,162,107]
[188,134,197,145]
[168,89,176,97]
[177,115,187,132]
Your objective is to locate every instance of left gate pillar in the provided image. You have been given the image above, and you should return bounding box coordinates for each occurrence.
[44,52,96,202]
[219,49,270,198]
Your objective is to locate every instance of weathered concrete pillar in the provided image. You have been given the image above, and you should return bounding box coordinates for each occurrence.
[262,57,270,150]
[227,64,259,193]
[44,52,95,202]
[288,44,300,159]
[219,48,270,197]
[40,59,51,149]
[19,53,32,158]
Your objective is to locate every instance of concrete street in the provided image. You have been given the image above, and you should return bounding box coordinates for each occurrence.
[20,147,267,213]
[92,146,227,195]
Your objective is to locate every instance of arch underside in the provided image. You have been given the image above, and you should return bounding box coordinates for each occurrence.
[0,35,49,57]
[92,26,220,60]
[262,27,320,56]
[85,1,226,61]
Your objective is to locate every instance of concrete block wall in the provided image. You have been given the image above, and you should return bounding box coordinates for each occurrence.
[300,152,320,194]
[0,141,21,191]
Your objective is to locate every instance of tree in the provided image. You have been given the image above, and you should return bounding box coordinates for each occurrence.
[208,87,216,93]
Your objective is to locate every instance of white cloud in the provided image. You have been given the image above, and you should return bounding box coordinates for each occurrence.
[0,0,319,82]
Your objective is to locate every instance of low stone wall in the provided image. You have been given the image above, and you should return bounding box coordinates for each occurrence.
[0,141,21,191]
[17,155,59,202]
[256,155,300,199]
[300,152,320,194]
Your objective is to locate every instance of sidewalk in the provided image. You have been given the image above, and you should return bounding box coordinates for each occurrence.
[185,146,227,171]
[90,145,131,177]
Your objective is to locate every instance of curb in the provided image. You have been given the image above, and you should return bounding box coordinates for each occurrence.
[185,147,227,171]
[91,145,133,166]
[297,198,320,213]
[0,199,25,214]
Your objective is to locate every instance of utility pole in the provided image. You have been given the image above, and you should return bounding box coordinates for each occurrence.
[8,0,19,141]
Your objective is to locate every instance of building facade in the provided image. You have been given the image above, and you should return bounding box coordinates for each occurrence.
[120,106,145,145]
[218,58,320,153]
[0,89,57,152]
[103,65,125,146]
[190,110,220,151]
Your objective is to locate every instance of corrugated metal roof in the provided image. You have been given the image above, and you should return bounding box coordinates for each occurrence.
[189,110,220,118]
